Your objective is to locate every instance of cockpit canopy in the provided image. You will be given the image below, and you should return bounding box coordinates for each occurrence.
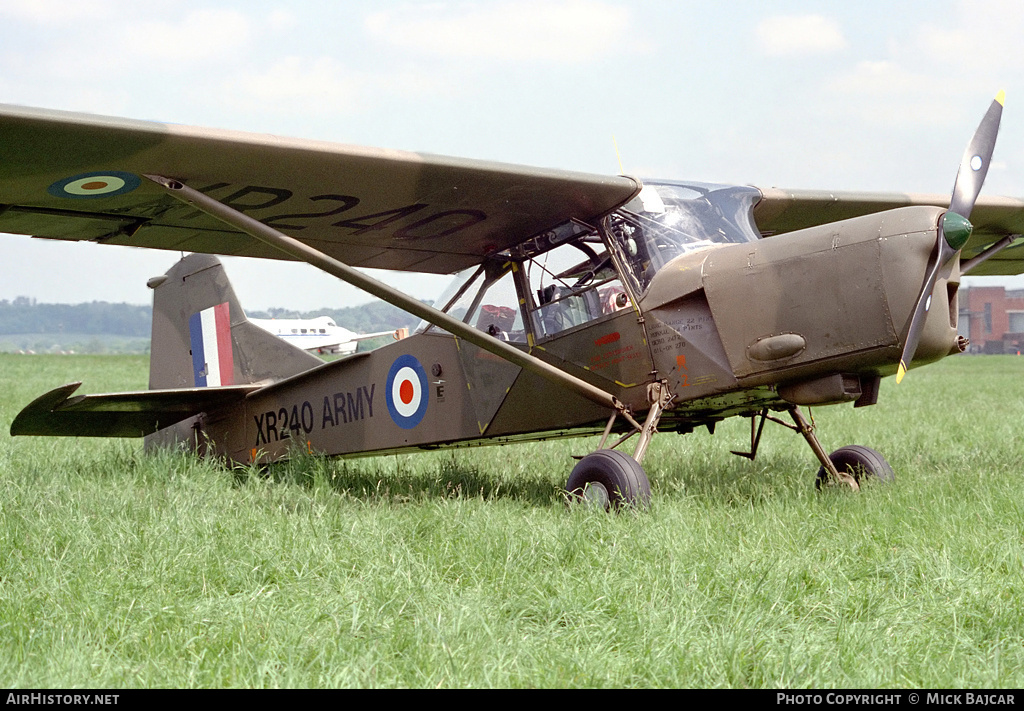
[419,181,763,342]
[606,181,763,293]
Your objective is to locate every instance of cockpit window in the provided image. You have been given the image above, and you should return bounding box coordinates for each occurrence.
[525,240,627,338]
[418,233,631,343]
[414,265,480,334]
[415,261,526,342]
[605,181,762,293]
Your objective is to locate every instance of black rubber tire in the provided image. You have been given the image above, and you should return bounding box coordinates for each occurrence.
[815,445,895,490]
[567,449,651,510]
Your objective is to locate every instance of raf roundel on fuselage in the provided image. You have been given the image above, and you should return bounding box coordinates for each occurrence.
[385,354,429,429]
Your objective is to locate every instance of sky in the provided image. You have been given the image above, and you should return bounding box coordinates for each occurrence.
[3,0,1024,311]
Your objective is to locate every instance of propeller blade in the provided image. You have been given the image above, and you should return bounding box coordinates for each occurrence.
[897,91,1003,383]
[949,90,1004,219]
[896,241,948,384]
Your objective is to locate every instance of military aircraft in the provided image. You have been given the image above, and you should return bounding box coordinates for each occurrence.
[5,93,1024,508]
[248,315,406,356]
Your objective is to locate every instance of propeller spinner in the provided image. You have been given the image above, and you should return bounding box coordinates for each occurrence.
[896,90,1004,383]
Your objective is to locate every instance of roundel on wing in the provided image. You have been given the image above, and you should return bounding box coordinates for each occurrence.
[47,171,141,199]
[385,354,429,429]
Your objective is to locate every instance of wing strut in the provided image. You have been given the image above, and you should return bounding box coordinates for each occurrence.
[144,174,636,422]
[960,233,1023,274]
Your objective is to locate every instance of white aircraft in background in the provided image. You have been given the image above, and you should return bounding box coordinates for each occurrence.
[249,316,406,355]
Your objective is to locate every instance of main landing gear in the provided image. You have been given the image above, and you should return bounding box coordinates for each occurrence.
[732,406,895,491]
[814,445,895,490]
[567,449,650,510]
[566,383,669,510]
[567,396,894,510]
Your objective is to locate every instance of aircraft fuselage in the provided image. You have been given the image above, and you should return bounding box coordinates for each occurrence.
[150,204,962,464]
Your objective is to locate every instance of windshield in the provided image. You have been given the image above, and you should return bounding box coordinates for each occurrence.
[606,181,762,293]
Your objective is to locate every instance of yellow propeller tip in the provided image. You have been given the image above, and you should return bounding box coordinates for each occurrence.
[996,89,1006,106]
[896,362,907,384]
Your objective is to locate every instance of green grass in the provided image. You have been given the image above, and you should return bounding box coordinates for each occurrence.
[1,354,1023,687]
[0,334,150,355]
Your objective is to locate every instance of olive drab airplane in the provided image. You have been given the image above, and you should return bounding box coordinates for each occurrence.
[5,93,1024,507]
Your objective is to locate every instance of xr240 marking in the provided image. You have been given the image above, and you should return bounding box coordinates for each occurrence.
[124,183,487,241]
[253,385,376,447]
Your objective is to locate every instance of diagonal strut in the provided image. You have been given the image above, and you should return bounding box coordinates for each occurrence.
[144,174,640,423]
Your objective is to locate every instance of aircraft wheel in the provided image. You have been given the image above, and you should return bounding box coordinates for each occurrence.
[815,445,895,490]
[567,449,651,510]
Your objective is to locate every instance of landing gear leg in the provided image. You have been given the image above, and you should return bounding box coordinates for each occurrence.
[788,406,860,492]
[632,382,670,465]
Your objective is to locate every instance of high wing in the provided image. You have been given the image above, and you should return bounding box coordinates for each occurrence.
[10,381,261,438]
[0,104,640,274]
[4,104,1023,277]
[753,188,1024,276]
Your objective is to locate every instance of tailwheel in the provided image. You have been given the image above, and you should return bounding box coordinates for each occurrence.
[815,445,895,490]
[567,449,651,510]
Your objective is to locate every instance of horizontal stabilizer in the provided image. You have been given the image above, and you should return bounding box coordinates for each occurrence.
[10,381,261,438]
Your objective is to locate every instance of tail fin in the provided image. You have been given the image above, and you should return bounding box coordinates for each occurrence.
[148,253,322,390]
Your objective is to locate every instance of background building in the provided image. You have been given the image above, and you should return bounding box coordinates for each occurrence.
[959,286,1024,354]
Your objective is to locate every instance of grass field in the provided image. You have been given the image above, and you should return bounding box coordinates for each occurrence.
[1,353,1023,688]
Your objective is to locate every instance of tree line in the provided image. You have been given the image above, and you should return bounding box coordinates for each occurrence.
[0,297,419,336]
[0,298,151,336]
